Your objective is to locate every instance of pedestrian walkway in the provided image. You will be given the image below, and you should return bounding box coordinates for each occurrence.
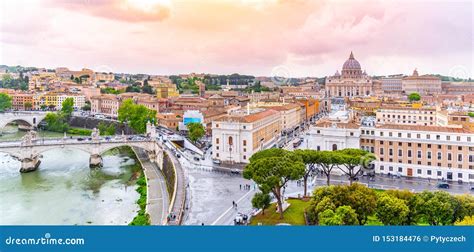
[133,148,169,225]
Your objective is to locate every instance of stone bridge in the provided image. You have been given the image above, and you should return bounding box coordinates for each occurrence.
[0,122,164,172]
[0,111,48,130]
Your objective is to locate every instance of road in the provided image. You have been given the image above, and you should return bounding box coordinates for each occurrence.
[134,148,169,225]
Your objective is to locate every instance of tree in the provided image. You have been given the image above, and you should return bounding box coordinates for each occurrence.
[82,101,91,111]
[376,193,409,225]
[0,93,12,112]
[142,84,154,94]
[453,195,474,223]
[98,122,116,136]
[319,151,343,186]
[455,216,474,225]
[408,92,421,102]
[187,122,205,143]
[44,112,69,132]
[307,184,377,225]
[243,149,305,219]
[337,149,374,185]
[251,192,271,215]
[24,101,33,110]
[412,191,456,225]
[319,206,358,225]
[294,149,321,197]
[61,97,74,117]
[118,98,156,134]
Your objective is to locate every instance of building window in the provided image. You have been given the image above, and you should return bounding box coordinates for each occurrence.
[427,152,431,159]
[216,138,219,144]
[317,146,320,151]
[408,150,412,157]
[228,136,233,145]
[389,149,393,156]
[389,166,393,171]
[398,149,402,157]
[243,140,247,146]
[380,165,384,171]
[243,155,246,160]
[417,151,422,158]
[417,169,422,174]
[332,144,338,151]
[458,173,462,178]
[427,170,432,175]
[458,154,462,162]
[437,152,442,160]
[448,153,452,161]
[216,153,219,157]
[398,167,403,172]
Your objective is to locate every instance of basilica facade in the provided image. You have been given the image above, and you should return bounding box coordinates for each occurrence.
[325,52,373,97]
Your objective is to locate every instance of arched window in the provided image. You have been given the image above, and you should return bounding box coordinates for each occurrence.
[332,144,338,151]
[228,136,233,146]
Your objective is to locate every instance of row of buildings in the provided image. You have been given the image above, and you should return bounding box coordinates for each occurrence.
[325,52,474,97]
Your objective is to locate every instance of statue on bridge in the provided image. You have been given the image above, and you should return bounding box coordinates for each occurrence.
[21,130,38,146]
[91,128,100,141]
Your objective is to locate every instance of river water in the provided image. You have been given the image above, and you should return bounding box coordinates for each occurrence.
[0,125,141,225]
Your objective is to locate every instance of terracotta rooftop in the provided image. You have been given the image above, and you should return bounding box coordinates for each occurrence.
[217,109,279,123]
[377,124,472,133]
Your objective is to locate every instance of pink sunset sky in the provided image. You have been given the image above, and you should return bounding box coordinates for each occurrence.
[0,0,472,78]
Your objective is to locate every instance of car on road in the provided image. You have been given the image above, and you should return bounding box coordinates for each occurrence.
[77,138,84,141]
[193,157,200,162]
[212,159,221,165]
[105,136,111,141]
[437,183,449,189]
[230,169,240,174]
[470,186,474,191]
[234,213,248,225]
[176,153,181,158]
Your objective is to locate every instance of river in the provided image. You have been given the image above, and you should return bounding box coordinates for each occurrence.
[0,125,142,225]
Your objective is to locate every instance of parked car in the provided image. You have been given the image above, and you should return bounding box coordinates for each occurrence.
[437,183,449,189]
[176,154,181,158]
[77,138,84,141]
[212,159,221,165]
[193,157,200,162]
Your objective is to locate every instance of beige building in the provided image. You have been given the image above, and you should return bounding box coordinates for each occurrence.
[91,94,120,118]
[325,52,373,97]
[366,125,474,182]
[212,109,281,163]
[266,103,302,133]
[376,106,437,126]
[402,69,442,95]
[310,121,474,182]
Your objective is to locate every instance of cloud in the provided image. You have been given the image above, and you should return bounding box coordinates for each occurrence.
[47,0,171,22]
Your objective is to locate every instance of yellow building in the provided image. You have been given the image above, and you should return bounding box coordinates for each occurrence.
[152,82,179,99]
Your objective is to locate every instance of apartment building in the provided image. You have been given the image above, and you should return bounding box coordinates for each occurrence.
[381,76,403,93]
[267,103,302,133]
[376,106,437,126]
[91,94,120,117]
[402,69,442,95]
[211,109,281,163]
[11,93,34,110]
[310,122,474,182]
[365,125,474,182]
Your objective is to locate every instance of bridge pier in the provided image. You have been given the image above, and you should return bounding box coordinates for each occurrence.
[20,156,41,173]
[89,154,103,168]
